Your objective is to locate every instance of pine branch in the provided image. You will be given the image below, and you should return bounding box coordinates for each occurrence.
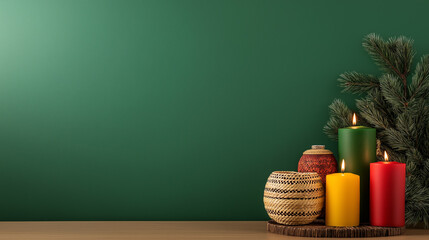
[380,74,408,110]
[406,148,425,171]
[338,72,379,94]
[405,179,429,228]
[396,113,417,146]
[421,124,429,159]
[356,98,390,129]
[363,33,414,97]
[376,137,405,161]
[323,99,352,140]
[384,128,413,151]
[409,55,429,101]
[424,158,429,183]
[405,103,429,156]
[367,88,397,126]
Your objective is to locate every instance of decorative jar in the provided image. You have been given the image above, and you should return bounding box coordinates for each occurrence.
[298,145,337,187]
[264,171,324,225]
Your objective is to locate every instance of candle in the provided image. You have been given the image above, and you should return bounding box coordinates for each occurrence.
[326,160,360,227]
[338,113,376,222]
[370,151,405,227]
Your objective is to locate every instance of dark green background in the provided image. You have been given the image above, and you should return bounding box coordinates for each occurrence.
[0,0,428,220]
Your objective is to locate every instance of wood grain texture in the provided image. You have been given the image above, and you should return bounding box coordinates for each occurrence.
[267,220,405,238]
[0,221,425,240]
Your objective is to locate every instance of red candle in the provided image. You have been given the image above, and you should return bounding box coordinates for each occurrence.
[370,151,405,227]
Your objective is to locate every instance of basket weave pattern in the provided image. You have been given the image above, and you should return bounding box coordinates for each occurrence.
[264,171,324,225]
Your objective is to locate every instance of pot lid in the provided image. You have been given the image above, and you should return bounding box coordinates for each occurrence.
[303,145,333,155]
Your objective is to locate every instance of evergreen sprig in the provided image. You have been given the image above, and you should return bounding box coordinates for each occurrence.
[324,33,429,228]
[338,72,379,94]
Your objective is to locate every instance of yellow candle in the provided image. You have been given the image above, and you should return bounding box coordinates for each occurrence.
[326,160,360,226]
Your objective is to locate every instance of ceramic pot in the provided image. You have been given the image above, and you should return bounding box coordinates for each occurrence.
[298,145,337,187]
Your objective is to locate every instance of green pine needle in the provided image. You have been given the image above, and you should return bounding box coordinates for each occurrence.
[338,72,379,94]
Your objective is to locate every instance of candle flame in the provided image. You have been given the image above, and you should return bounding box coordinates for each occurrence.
[341,159,345,173]
[352,113,357,126]
[384,151,389,161]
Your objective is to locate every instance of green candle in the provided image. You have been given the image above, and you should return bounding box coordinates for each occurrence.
[338,114,376,223]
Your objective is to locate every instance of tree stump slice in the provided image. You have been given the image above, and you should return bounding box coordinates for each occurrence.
[267,220,405,238]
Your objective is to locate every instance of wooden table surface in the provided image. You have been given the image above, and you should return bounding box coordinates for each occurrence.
[0,221,427,240]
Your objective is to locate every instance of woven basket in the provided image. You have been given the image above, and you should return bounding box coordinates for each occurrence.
[264,171,324,225]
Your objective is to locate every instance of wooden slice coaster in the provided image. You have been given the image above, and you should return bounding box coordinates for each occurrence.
[267,220,405,238]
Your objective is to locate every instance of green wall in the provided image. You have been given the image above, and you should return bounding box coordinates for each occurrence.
[0,0,428,220]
